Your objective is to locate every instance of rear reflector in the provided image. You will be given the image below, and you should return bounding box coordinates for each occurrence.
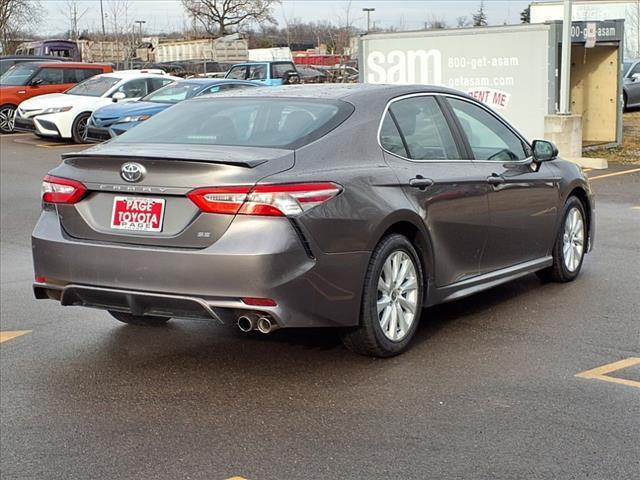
[242,297,277,307]
[35,275,46,283]
[188,183,341,217]
[42,175,87,204]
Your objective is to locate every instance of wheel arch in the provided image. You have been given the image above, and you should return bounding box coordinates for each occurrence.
[565,185,592,246]
[371,211,435,296]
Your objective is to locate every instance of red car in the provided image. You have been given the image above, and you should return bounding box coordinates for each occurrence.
[0,62,112,133]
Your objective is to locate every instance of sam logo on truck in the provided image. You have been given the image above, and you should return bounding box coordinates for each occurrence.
[367,49,442,84]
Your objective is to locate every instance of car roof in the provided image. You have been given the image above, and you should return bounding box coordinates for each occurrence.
[98,71,173,79]
[194,83,467,103]
[35,62,111,68]
[178,78,256,86]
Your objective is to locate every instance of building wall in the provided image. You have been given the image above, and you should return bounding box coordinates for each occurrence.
[531,0,640,58]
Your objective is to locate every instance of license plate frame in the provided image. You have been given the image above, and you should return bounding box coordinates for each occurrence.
[110,196,165,233]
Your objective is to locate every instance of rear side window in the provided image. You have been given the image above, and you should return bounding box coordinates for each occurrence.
[149,77,174,91]
[116,98,354,149]
[113,78,148,98]
[272,63,295,79]
[448,98,528,161]
[380,112,408,157]
[63,68,103,83]
[385,96,459,160]
[33,67,64,85]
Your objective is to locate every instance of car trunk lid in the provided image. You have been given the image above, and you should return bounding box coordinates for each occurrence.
[51,144,294,248]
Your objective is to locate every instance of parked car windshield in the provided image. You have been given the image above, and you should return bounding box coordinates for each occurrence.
[141,82,202,104]
[65,76,120,97]
[0,63,39,86]
[116,97,353,149]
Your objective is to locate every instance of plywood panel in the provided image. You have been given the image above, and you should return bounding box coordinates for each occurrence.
[570,45,618,144]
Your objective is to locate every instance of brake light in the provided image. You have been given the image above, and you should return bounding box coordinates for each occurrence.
[188,183,341,217]
[242,297,277,307]
[41,175,87,204]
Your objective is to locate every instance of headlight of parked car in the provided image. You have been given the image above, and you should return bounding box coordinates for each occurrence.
[118,114,152,123]
[42,106,73,114]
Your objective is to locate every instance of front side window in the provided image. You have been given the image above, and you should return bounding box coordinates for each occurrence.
[226,66,247,80]
[113,78,149,98]
[386,96,459,160]
[115,98,353,149]
[631,62,640,76]
[248,64,267,80]
[0,63,39,86]
[448,98,528,161]
[66,76,120,97]
[32,67,64,85]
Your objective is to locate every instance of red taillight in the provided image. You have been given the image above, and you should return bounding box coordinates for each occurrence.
[42,175,87,204]
[35,275,46,283]
[188,183,341,217]
[242,297,277,307]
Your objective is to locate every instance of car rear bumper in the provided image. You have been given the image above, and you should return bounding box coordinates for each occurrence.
[32,210,369,328]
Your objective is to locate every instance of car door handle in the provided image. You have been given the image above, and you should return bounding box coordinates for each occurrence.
[409,176,434,189]
[486,174,506,185]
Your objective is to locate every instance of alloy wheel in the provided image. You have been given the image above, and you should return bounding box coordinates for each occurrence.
[377,251,418,342]
[562,207,585,272]
[0,106,16,133]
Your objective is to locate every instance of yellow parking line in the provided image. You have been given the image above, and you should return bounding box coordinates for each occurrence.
[576,357,640,389]
[632,206,640,210]
[0,330,32,344]
[35,143,85,149]
[589,168,640,181]
[582,168,592,172]
[225,477,249,480]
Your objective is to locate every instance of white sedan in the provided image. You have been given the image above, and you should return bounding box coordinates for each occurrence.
[14,71,179,142]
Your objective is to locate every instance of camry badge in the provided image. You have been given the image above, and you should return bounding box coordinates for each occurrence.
[120,162,145,183]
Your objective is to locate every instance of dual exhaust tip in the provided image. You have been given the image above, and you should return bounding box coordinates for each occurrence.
[237,314,278,334]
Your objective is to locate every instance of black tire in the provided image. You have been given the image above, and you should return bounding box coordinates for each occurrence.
[623,92,628,111]
[340,234,424,357]
[0,104,17,134]
[71,112,90,143]
[537,196,587,283]
[108,310,171,327]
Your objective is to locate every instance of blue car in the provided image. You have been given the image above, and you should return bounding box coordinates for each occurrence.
[85,78,258,142]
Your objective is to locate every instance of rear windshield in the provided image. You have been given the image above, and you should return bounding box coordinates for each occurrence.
[66,76,120,97]
[115,97,354,149]
[0,63,39,86]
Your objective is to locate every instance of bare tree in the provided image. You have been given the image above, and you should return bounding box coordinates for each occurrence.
[182,0,279,36]
[107,0,133,66]
[0,0,43,53]
[456,16,470,28]
[427,15,447,30]
[61,0,89,41]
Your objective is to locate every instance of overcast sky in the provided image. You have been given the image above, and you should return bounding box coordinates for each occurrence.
[41,0,534,35]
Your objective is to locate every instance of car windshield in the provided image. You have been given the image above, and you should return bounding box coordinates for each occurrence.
[115,97,352,149]
[66,76,120,97]
[0,63,39,86]
[141,82,203,104]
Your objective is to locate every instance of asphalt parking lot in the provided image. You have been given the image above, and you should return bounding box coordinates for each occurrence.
[1,133,639,480]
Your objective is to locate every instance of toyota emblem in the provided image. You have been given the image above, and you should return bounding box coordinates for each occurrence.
[120,162,145,183]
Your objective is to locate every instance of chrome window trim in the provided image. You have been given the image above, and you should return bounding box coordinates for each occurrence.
[377,91,534,165]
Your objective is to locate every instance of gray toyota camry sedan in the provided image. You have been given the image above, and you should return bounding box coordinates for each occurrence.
[32,84,594,357]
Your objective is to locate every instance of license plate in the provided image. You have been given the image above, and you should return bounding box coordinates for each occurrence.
[110,196,165,232]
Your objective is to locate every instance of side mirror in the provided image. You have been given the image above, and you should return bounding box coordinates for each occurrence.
[632,73,640,82]
[532,140,559,162]
[30,78,43,86]
[112,91,126,102]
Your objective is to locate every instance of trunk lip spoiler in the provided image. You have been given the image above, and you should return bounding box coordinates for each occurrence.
[61,143,294,168]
